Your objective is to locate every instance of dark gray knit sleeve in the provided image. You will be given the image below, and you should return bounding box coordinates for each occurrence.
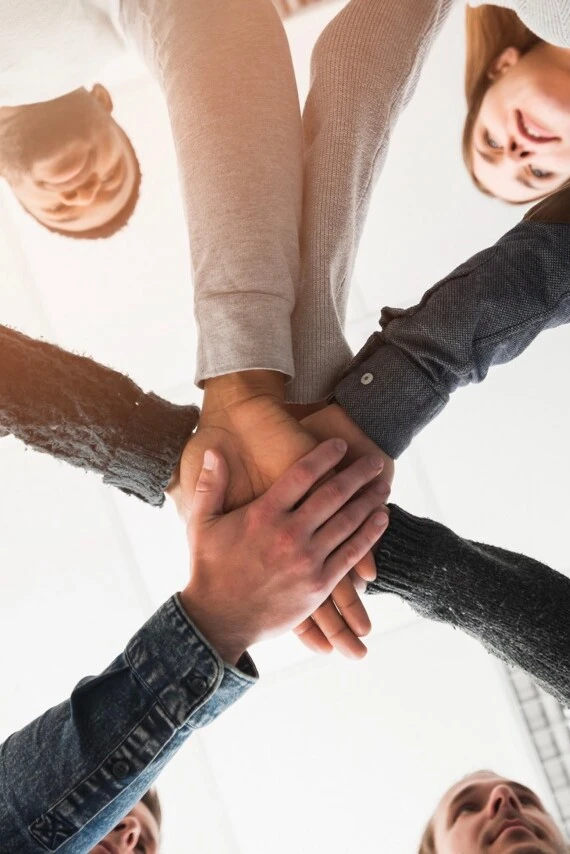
[0,325,199,506]
[334,221,570,458]
[370,504,570,707]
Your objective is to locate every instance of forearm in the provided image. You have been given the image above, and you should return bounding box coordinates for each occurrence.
[287,0,452,402]
[0,596,257,853]
[371,505,570,706]
[121,0,303,385]
[334,220,570,457]
[0,324,198,505]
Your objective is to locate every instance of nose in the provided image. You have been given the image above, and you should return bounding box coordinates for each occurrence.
[508,137,533,160]
[59,173,101,206]
[487,784,522,818]
[112,816,142,852]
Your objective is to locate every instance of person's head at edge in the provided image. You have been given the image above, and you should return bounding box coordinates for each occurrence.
[463,6,570,204]
[418,769,568,854]
[91,788,161,853]
[0,85,141,238]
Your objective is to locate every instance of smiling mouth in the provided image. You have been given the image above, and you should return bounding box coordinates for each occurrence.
[516,110,560,144]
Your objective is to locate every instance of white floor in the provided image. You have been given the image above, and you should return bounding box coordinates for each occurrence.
[1,3,568,851]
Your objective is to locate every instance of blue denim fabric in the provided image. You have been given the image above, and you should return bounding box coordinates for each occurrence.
[0,595,257,853]
[334,222,570,458]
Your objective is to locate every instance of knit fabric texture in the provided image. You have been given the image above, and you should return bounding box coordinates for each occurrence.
[0,324,199,506]
[372,504,570,707]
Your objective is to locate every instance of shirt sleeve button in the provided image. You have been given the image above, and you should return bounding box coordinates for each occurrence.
[112,760,130,779]
[360,372,374,385]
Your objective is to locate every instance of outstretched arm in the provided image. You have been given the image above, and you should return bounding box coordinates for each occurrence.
[288,0,453,402]
[0,596,256,854]
[120,0,303,387]
[0,324,198,505]
[334,198,570,457]
[372,503,570,707]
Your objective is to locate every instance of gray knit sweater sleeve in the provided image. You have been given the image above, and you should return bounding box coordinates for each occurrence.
[371,505,570,707]
[0,325,199,506]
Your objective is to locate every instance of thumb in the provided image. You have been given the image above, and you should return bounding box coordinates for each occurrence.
[190,449,228,527]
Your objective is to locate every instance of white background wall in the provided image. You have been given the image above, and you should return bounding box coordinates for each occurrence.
[1,2,568,851]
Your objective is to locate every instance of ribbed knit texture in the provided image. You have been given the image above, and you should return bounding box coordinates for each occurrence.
[286,0,453,401]
[371,504,570,707]
[469,0,570,47]
[0,325,199,506]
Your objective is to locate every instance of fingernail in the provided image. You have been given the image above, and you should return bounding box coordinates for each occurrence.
[372,512,388,529]
[203,450,216,471]
[369,455,384,470]
[333,439,347,453]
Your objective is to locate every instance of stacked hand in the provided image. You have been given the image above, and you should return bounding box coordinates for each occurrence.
[179,439,389,665]
[170,372,393,658]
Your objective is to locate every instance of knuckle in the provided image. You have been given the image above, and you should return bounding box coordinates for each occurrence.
[323,480,344,505]
[292,462,314,487]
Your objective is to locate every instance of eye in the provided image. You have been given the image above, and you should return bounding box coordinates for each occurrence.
[484,130,502,150]
[529,165,553,179]
[457,802,479,816]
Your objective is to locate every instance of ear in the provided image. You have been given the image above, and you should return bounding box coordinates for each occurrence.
[487,46,521,81]
[90,83,113,114]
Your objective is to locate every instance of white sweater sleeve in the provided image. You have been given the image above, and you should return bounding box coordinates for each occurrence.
[287,0,454,402]
[468,0,570,48]
[119,0,304,386]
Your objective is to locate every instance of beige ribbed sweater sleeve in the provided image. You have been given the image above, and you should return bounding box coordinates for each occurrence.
[287,0,454,402]
[120,0,303,386]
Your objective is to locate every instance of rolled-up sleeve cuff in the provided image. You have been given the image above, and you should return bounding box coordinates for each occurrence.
[332,340,447,458]
[104,394,199,507]
[195,294,294,387]
[127,596,258,730]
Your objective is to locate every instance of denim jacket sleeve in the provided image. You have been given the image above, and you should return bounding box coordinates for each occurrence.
[333,220,570,458]
[0,595,257,853]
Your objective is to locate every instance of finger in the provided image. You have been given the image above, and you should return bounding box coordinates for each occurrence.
[293,618,334,654]
[261,438,347,513]
[190,450,229,528]
[313,479,388,556]
[310,598,368,660]
[350,569,367,595]
[295,454,387,534]
[330,575,372,637]
[354,552,377,582]
[323,511,389,591]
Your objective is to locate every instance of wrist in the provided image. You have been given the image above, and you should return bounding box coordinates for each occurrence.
[179,587,247,666]
[204,370,285,410]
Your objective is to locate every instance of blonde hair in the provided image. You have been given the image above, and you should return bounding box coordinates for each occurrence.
[463,5,541,197]
[417,818,436,854]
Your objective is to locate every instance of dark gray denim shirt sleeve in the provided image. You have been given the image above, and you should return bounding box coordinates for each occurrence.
[0,596,257,853]
[334,222,570,458]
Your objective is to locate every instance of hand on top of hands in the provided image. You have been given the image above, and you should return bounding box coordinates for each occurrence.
[179,439,390,665]
[169,373,392,659]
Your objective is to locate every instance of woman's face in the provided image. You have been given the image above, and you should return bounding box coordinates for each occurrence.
[472,45,570,202]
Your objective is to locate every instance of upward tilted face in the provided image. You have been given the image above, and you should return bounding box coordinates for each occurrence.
[0,85,139,234]
[431,770,568,854]
[90,801,160,854]
[471,44,570,203]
